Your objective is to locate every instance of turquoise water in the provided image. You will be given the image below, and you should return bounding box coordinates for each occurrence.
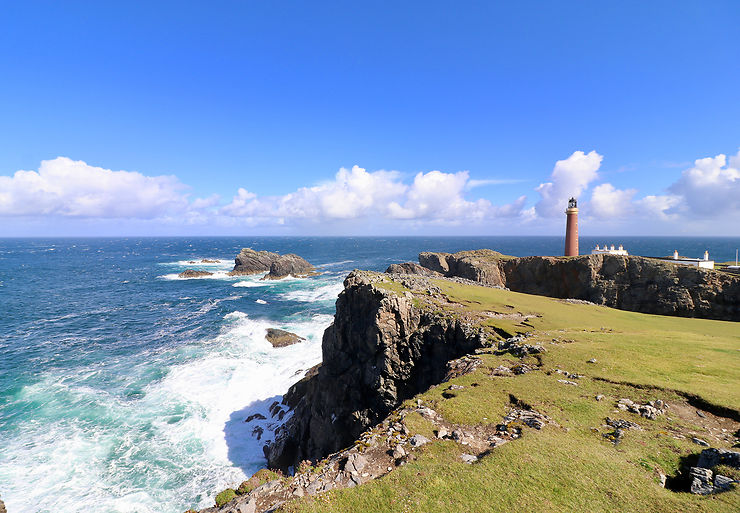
[0,236,738,512]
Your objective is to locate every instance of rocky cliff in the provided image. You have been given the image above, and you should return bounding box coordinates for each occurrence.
[390,250,740,321]
[265,271,487,470]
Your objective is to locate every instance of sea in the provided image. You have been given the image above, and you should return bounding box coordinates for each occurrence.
[1,236,738,513]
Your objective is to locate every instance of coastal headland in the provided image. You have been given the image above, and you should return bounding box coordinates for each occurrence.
[198,251,739,513]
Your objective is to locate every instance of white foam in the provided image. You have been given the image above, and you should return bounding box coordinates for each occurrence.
[159,270,236,281]
[255,299,267,304]
[320,259,354,267]
[232,278,268,288]
[281,282,344,302]
[0,311,331,513]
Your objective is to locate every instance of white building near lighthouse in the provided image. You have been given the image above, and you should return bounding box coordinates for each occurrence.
[653,250,715,270]
[591,244,629,256]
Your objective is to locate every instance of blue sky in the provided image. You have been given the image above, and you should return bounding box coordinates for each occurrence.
[1,1,739,236]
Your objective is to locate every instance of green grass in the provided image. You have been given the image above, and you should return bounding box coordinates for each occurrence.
[281,280,739,513]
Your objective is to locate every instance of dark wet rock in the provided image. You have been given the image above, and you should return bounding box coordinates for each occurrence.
[228,248,314,279]
[178,269,214,278]
[396,250,740,321]
[245,413,266,423]
[265,328,305,348]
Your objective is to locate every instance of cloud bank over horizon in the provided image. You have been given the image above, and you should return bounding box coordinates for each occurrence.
[1,149,738,236]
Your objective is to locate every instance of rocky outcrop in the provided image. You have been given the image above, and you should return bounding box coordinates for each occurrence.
[265,271,487,470]
[265,329,305,348]
[687,448,739,494]
[0,497,5,513]
[228,248,315,279]
[178,269,214,278]
[264,254,315,280]
[385,262,441,277]
[390,250,740,321]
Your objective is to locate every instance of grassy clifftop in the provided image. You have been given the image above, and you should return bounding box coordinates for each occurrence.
[278,277,739,513]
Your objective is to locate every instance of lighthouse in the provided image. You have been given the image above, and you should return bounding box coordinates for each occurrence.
[564,197,579,256]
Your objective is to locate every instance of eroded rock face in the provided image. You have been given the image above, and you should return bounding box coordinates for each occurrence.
[265,328,305,348]
[385,262,441,277]
[178,269,214,278]
[394,251,740,321]
[266,271,486,470]
[229,248,314,279]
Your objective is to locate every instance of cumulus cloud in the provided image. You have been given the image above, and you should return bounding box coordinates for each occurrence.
[0,157,188,218]
[668,149,740,217]
[221,165,408,220]
[535,150,603,217]
[221,166,527,224]
[589,183,638,218]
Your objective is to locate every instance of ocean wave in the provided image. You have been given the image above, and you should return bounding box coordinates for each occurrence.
[319,259,354,267]
[232,278,268,287]
[280,281,344,302]
[159,271,237,281]
[0,311,331,513]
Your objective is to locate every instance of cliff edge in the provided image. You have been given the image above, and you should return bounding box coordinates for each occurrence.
[389,250,740,321]
[265,271,487,470]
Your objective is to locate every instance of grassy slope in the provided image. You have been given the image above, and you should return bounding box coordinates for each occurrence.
[283,281,739,513]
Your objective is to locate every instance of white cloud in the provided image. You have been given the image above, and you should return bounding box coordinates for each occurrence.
[221,166,407,220]
[222,166,526,224]
[0,157,187,218]
[668,149,740,217]
[535,150,603,217]
[589,183,638,218]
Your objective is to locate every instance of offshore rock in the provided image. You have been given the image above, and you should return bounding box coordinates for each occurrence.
[178,269,214,278]
[228,248,314,279]
[264,254,316,280]
[265,328,305,348]
[266,271,486,470]
[393,250,740,321]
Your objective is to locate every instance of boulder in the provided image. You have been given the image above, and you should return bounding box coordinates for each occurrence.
[265,328,305,348]
[690,467,714,495]
[178,269,214,278]
[0,498,5,513]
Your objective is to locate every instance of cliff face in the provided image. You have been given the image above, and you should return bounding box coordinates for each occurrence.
[266,271,485,470]
[406,250,740,321]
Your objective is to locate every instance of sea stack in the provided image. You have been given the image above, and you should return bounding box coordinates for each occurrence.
[564,197,579,256]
